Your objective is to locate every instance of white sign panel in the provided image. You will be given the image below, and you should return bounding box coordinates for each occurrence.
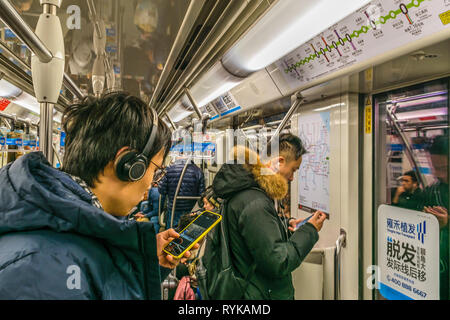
[298,112,330,215]
[378,205,440,300]
[275,0,450,90]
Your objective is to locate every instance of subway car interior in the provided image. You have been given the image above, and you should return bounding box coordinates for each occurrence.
[0,0,449,301]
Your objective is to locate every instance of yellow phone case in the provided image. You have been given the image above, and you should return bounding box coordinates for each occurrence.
[163,210,222,259]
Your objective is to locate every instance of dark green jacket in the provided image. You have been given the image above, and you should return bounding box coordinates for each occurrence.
[212,162,319,300]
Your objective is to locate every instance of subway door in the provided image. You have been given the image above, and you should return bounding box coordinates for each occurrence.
[290,93,361,300]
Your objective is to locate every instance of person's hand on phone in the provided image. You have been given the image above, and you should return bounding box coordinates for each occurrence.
[308,211,327,232]
[288,217,305,232]
[156,229,200,269]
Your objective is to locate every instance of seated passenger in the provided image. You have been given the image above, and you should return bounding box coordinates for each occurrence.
[0,92,198,299]
[158,158,205,229]
[203,133,326,300]
[392,170,423,211]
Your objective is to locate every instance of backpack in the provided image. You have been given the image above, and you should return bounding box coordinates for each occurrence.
[196,199,256,300]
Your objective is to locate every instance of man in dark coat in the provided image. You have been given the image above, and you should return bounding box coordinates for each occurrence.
[207,134,327,300]
[0,93,197,299]
[158,158,205,229]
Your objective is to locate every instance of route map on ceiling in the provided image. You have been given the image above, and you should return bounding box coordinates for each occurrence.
[298,112,331,215]
[275,0,450,89]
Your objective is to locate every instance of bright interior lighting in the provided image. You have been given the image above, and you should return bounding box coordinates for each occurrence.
[0,79,40,114]
[222,0,371,75]
[167,102,194,123]
[0,79,22,98]
[396,108,448,121]
[396,96,447,109]
[195,80,240,107]
[190,62,242,107]
[314,103,345,112]
[14,92,40,114]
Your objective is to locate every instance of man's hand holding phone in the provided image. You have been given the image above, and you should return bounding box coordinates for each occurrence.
[156,229,200,269]
[289,211,327,232]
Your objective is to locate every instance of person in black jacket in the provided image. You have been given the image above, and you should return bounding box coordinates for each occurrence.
[158,158,205,229]
[0,92,198,299]
[208,134,327,300]
[392,170,423,211]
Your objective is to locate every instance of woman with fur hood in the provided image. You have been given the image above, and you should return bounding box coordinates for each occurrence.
[208,134,327,300]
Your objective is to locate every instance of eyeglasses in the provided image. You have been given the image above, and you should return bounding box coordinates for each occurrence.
[151,160,167,182]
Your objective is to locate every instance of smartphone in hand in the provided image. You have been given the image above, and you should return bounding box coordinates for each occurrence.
[295,215,314,231]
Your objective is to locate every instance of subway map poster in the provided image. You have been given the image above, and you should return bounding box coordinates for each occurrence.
[298,112,331,215]
[275,0,450,89]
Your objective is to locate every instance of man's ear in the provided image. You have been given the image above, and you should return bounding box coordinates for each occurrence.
[115,147,131,159]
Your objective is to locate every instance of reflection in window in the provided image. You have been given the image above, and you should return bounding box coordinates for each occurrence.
[377,79,449,299]
[3,0,189,100]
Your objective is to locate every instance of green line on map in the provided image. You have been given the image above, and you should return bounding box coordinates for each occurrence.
[285,0,425,74]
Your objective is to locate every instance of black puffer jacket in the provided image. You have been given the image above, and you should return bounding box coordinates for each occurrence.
[211,147,319,300]
[0,152,169,299]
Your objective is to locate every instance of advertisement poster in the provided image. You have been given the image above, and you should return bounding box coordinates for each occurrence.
[378,205,440,300]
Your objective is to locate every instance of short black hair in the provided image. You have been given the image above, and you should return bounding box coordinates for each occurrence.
[403,170,418,183]
[62,92,172,187]
[278,133,307,162]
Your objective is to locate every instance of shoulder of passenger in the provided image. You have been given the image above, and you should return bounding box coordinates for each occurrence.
[0,230,110,271]
[230,188,272,209]
[240,188,270,199]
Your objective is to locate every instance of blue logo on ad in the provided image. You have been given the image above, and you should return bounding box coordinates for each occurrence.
[417,221,426,244]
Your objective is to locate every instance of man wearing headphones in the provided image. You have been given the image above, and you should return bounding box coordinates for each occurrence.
[0,92,197,299]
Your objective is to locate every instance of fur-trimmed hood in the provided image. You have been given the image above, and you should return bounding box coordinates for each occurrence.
[213,146,288,200]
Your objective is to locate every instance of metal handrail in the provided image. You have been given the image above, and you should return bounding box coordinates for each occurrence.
[176,196,201,201]
[0,0,52,63]
[0,1,84,101]
[185,87,203,119]
[0,111,37,128]
[385,104,427,189]
[268,92,304,147]
[52,141,62,166]
[170,155,192,229]
[164,113,177,131]
[334,229,347,300]
[158,194,165,229]
[63,74,84,101]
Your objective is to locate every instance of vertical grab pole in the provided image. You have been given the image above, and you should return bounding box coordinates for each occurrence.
[334,229,347,300]
[185,87,203,119]
[269,92,304,146]
[165,113,177,131]
[39,102,54,164]
[170,155,192,229]
[31,0,65,164]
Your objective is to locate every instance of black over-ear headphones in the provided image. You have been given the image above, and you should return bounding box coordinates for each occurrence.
[115,107,159,182]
